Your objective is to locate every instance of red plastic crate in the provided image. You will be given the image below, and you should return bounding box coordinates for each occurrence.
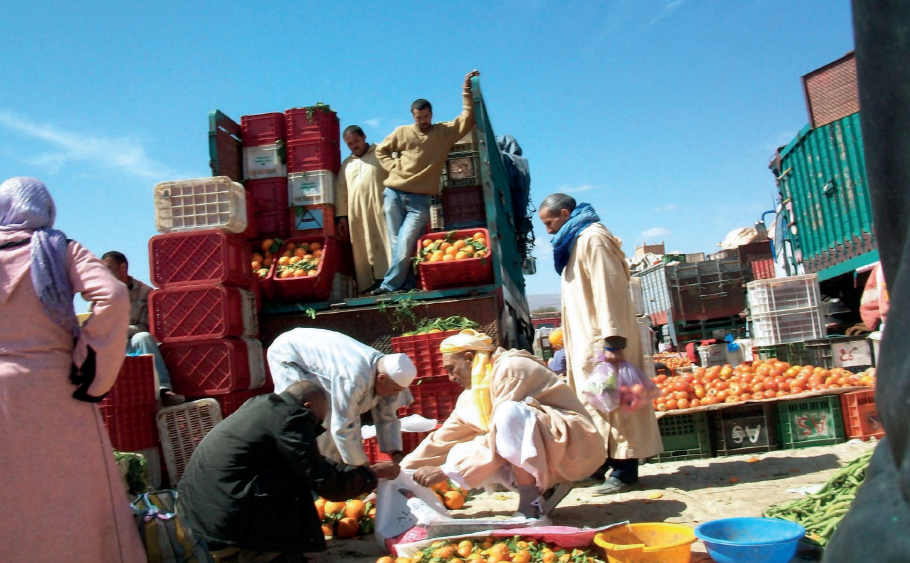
[254,208,291,240]
[269,236,339,302]
[149,230,254,289]
[841,389,884,440]
[417,228,494,291]
[399,376,464,421]
[189,388,271,419]
[241,112,286,146]
[391,330,460,380]
[246,178,289,213]
[251,241,277,302]
[441,185,486,229]
[364,429,436,463]
[149,285,258,343]
[161,337,266,396]
[286,107,340,143]
[752,259,776,280]
[100,401,159,452]
[101,355,157,406]
[289,204,336,237]
[287,138,340,174]
[239,192,257,240]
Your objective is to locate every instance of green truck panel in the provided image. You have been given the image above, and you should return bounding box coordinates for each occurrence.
[773,113,877,280]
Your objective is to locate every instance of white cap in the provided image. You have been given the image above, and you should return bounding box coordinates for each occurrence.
[380,353,417,387]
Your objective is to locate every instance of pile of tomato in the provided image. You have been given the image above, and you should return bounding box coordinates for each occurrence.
[652,359,876,412]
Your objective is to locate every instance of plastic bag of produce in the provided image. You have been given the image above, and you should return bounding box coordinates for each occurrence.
[583,356,660,415]
[375,471,450,553]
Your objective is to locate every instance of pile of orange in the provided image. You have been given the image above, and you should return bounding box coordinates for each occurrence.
[316,496,375,539]
[378,536,598,563]
[651,353,692,370]
[431,479,468,510]
[652,359,877,412]
[251,238,283,279]
[418,232,488,263]
[274,240,324,279]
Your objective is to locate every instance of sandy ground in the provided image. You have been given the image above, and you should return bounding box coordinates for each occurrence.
[314,439,878,563]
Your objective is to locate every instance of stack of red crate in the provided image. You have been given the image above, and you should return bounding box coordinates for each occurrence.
[390,330,465,420]
[242,112,290,240]
[285,107,340,238]
[99,355,159,452]
[148,229,271,419]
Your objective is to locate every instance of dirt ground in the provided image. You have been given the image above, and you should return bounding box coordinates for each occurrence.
[316,439,878,563]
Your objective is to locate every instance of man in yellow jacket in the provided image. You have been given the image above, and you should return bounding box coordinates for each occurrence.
[371,70,480,295]
[401,330,605,520]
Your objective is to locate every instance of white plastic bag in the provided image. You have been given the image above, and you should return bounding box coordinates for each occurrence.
[375,471,450,550]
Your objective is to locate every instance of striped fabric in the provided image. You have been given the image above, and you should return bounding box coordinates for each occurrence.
[132,490,213,563]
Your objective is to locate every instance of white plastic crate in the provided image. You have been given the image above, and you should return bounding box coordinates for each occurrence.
[288,170,335,206]
[698,344,728,367]
[157,399,222,485]
[430,197,444,230]
[154,177,248,234]
[244,338,267,389]
[748,274,821,316]
[638,315,654,355]
[630,277,645,317]
[751,309,825,346]
[243,142,287,180]
[238,289,259,338]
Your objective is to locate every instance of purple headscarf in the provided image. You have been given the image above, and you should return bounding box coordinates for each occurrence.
[0,177,79,338]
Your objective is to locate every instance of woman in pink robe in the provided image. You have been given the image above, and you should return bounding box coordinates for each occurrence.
[0,177,146,562]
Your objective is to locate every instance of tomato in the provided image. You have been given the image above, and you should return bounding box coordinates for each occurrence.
[725,395,738,404]
[751,382,765,393]
[694,386,706,399]
[729,383,742,395]
[695,367,706,378]
[690,398,701,408]
[720,366,734,379]
[751,392,765,401]
[666,399,679,410]
[763,389,777,399]
[790,386,804,394]
[716,390,729,401]
[776,390,789,397]
[657,403,668,412]
[673,381,691,393]
[764,380,779,392]
[678,398,691,410]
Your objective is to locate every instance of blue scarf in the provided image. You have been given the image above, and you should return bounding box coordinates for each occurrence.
[551,203,600,274]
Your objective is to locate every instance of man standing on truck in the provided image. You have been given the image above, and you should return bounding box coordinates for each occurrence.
[98,251,184,407]
[334,125,392,295]
[370,69,481,296]
[266,328,416,466]
[538,194,662,495]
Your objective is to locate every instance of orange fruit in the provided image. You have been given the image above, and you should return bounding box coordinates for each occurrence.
[433,546,456,559]
[321,522,334,536]
[335,516,360,538]
[457,545,473,558]
[289,256,301,264]
[315,498,326,520]
[313,249,323,258]
[278,256,290,266]
[472,232,484,239]
[443,254,455,261]
[378,558,394,563]
[475,238,486,247]
[395,559,412,563]
[432,481,450,493]
[261,239,274,252]
[309,241,322,252]
[251,252,264,262]
[443,490,465,509]
[294,269,307,278]
[453,240,467,251]
[256,268,269,278]
[307,270,318,277]
[281,250,292,258]
[455,251,468,260]
[446,245,458,255]
[324,500,347,515]
[303,254,314,260]
[430,254,443,263]
[294,248,307,258]
[251,260,261,270]
[345,499,366,520]
[262,256,273,267]
[367,507,376,520]
[286,242,297,252]
[440,242,451,252]
[423,239,433,248]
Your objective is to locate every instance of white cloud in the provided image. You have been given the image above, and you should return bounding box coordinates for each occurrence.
[557,184,597,194]
[364,118,381,128]
[654,203,678,212]
[642,227,670,239]
[649,0,686,25]
[0,110,176,179]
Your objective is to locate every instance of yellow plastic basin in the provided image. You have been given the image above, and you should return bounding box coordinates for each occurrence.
[594,523,696,563]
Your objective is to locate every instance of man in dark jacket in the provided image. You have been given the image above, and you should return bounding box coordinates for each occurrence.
[177,381,400,563]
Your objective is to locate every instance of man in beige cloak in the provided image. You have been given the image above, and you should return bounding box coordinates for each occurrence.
[401,329,605,520]
[539,193,663,496]
[334,125,392,294]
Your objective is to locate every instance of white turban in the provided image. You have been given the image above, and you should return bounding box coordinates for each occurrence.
[380,353,417,387]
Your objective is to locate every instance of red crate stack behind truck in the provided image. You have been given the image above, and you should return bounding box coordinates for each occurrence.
[242,112,290,241]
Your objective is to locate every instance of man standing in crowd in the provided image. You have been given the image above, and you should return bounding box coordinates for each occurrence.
[178,381,401,563]
[371,69,481,296]
[100,251,184,406]
[538,194,662,495]
[335,125,392,295]
[266,328,415,466]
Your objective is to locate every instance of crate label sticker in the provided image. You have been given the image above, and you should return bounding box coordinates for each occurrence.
[831,342,873,368]
[792,410,833,440]
[294,207,326,230]
[723,420,769,448]
[243,146,286,179]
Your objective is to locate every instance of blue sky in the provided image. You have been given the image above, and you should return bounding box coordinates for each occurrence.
[1,0,856,306]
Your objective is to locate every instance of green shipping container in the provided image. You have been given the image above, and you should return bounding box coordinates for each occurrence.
[772,113,878,281]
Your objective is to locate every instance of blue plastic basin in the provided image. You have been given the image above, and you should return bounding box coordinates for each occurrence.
[694,517,806,563]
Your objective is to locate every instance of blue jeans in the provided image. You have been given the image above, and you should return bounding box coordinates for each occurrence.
[128,332,172,391]
[380,188,430,291]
